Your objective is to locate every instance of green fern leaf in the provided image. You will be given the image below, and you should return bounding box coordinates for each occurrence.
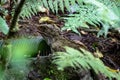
[97,23,109,37]
[53,0,59,14]
[76,0,83,5]
[0,17,9,35]
[42,0,49,9]
[62,0,120,37]
[20,0,39,18]
[64,0,71,12]
[48,0,55,13]
[70,0,76,6]
[20,0,83,18]
[59,0,64,13]
[53,46,120,80]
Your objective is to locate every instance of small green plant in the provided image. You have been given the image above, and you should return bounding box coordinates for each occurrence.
[0,37,50,80]
[44,78,52,80]
[0,1,51,79]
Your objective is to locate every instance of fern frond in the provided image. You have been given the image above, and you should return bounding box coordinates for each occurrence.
[53,46,120,80]
[20,0,39,18]
[59,0,64,13]
[62,4,99,34]
[63,0,120,37]
[48,0,55,13]
[20,0,84,18]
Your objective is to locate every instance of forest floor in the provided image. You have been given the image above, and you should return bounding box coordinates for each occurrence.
[0,12,120,80]
[18,13,120,69]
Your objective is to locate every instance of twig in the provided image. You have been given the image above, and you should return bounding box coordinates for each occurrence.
[8,0,26,37]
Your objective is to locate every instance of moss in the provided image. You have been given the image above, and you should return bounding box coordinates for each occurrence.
[32,56,69,80]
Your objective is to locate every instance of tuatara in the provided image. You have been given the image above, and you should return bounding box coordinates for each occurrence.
[37,24,107,80]
[37,24,87,52]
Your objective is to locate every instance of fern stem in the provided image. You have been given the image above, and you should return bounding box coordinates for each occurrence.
[8,0,26,37]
